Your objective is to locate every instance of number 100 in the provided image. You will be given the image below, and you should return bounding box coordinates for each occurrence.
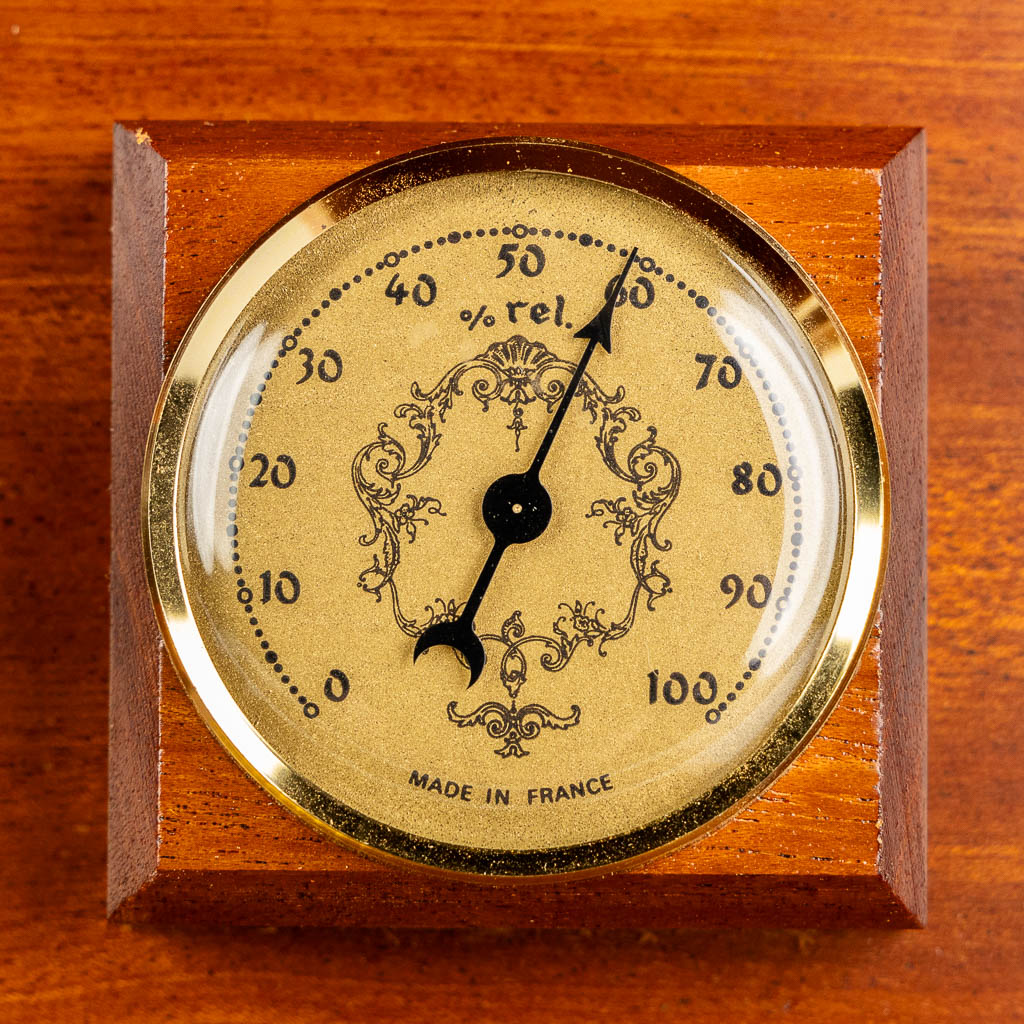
[647,669,718,706]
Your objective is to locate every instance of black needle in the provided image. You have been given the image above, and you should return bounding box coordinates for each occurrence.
[529,246,638,475]
[413,247,639,686]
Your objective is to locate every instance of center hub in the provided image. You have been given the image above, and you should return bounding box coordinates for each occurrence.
[482,472,552,544]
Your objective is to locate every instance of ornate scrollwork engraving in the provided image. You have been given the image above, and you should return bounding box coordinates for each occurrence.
[446,697,582,759]
[352,335,681,755]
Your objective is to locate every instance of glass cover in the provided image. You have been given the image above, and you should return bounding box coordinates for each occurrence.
[147,141,885,875]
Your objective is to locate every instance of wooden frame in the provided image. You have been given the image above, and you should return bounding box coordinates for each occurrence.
[110,122,926,927]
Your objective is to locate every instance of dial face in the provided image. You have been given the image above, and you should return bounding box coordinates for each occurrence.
[146,139,887,876]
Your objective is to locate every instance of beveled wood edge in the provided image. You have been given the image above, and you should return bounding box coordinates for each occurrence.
[876,129,929,925]
[108,122,926,927]
[108,124,168,914]
[115,867,920,929]
[128,120,922,169]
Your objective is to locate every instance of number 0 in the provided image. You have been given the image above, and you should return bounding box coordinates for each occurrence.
[324,670,350,702]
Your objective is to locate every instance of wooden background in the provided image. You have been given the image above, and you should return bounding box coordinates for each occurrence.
[2,1,1022,1020]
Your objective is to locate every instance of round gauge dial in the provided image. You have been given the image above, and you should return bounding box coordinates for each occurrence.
[144,138,887,877]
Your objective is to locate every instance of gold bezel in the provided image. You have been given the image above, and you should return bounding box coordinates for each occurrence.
[143,137,889,879]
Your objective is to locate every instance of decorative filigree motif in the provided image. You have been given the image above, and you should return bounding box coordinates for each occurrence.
[352,335,681,755]
[417,333,570,452]
[446,697,581,759]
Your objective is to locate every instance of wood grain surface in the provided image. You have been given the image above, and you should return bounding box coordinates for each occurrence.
[2,1,1022,1020]
[109,122,925,928]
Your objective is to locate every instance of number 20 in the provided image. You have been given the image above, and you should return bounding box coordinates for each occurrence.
[249,453,296,489]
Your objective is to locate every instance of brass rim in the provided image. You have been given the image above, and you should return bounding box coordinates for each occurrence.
[143,136,889,879]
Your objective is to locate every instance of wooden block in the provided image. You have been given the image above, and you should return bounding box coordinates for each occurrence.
[110,122,926,927]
